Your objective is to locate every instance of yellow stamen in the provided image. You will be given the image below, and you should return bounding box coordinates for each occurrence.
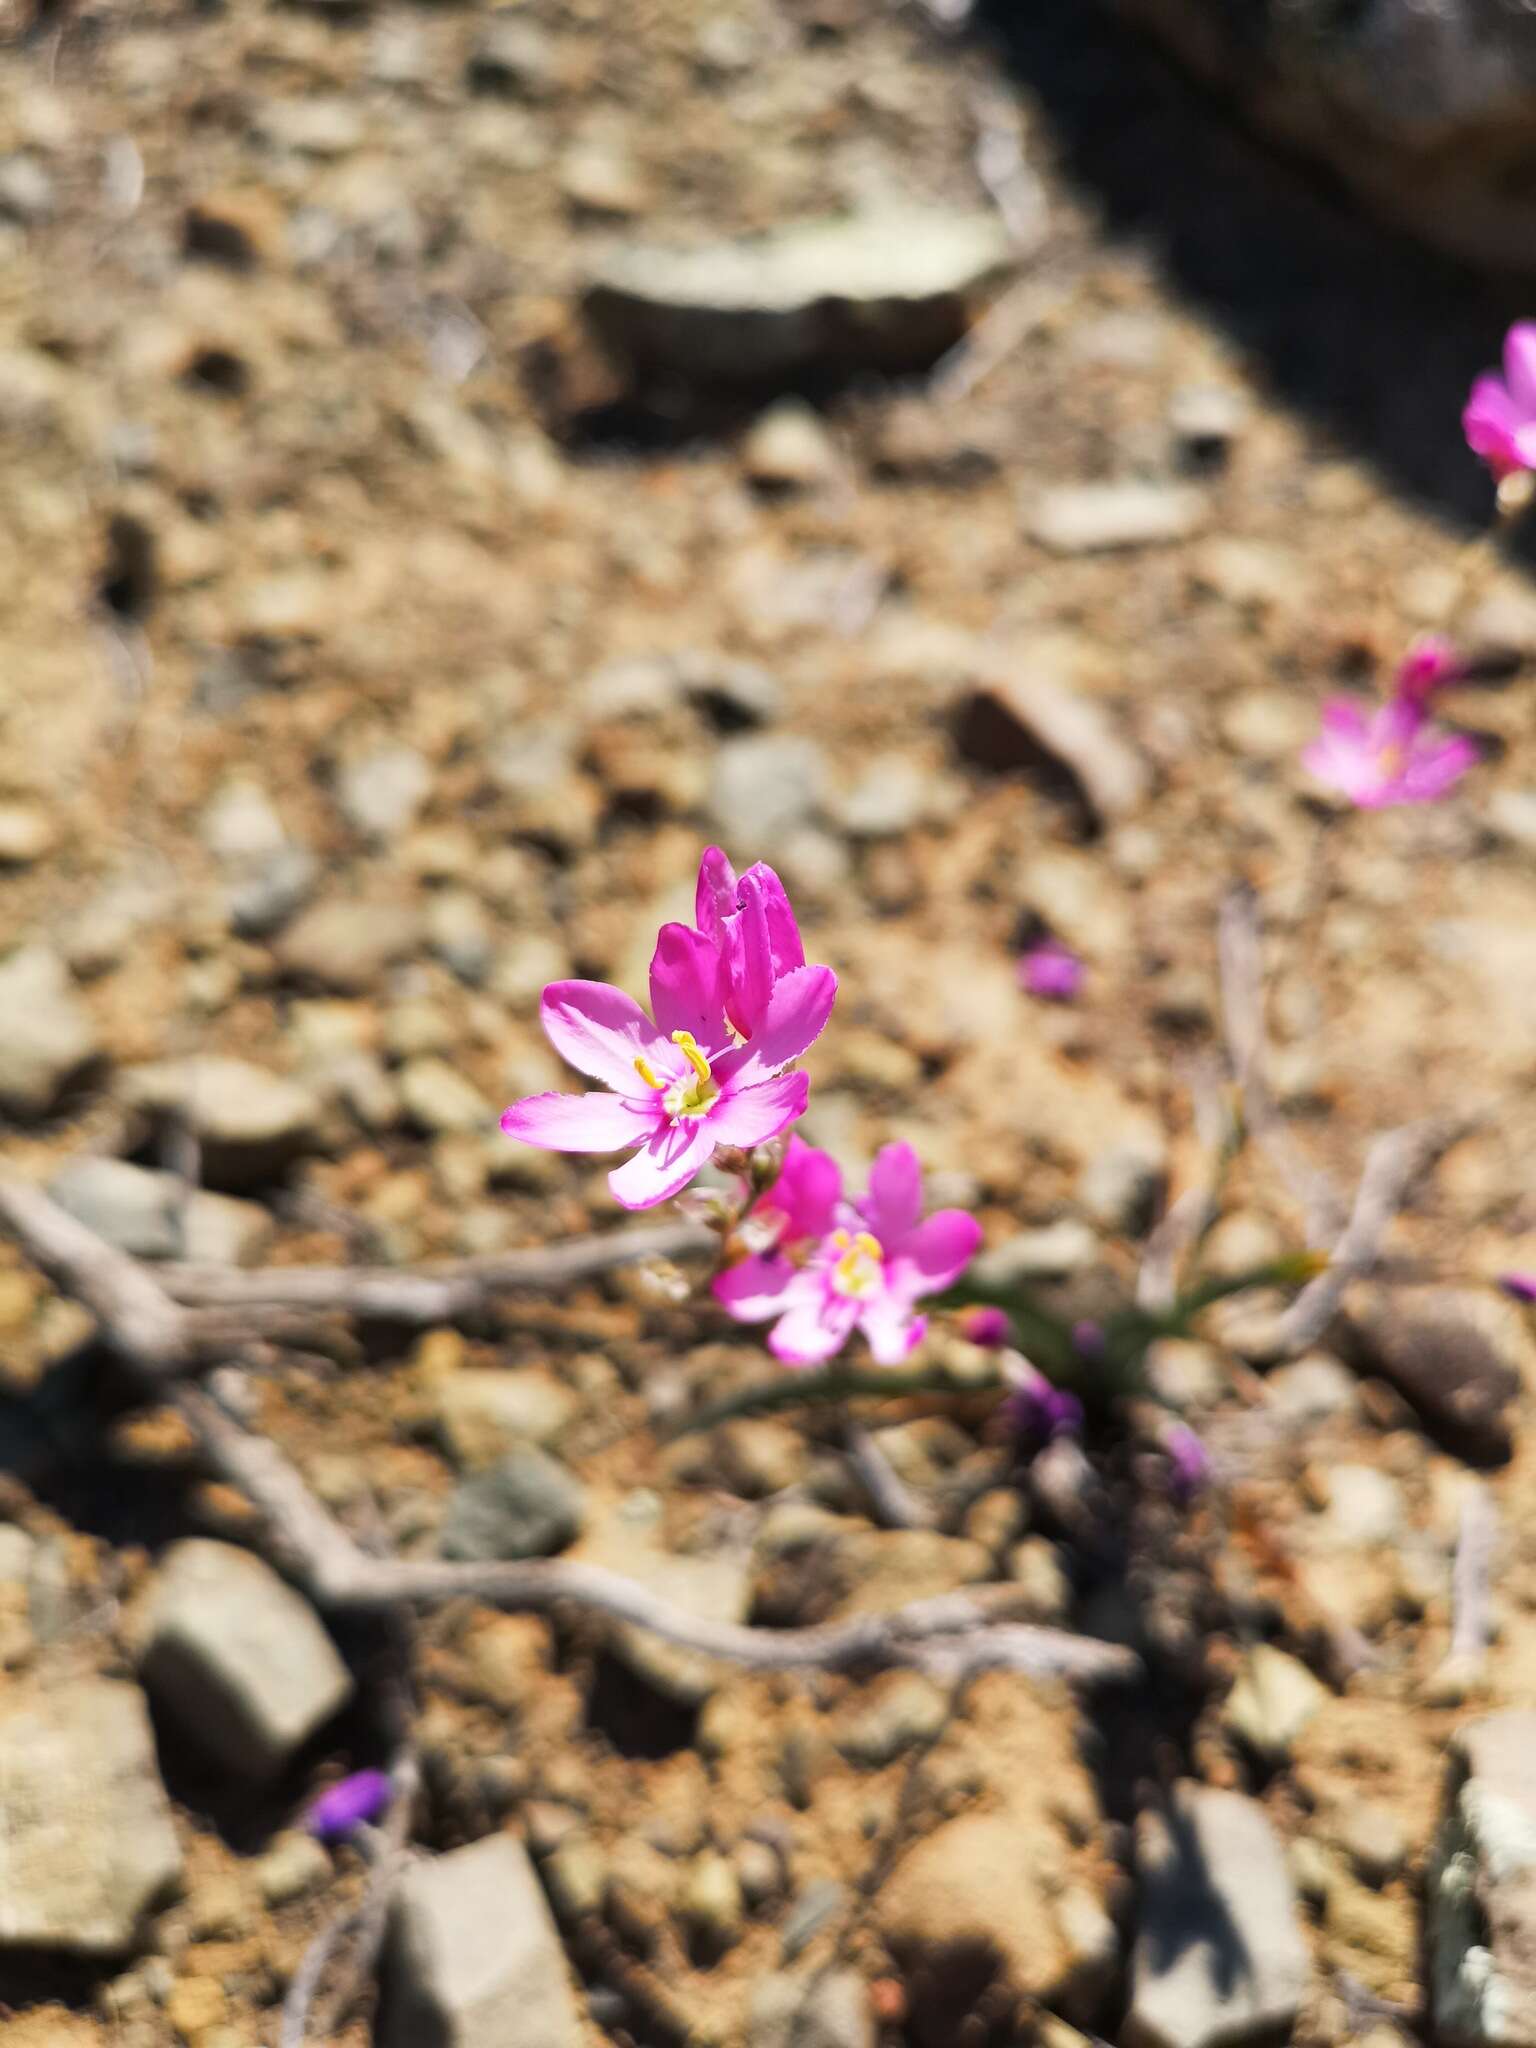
[671,1030,712,1087]
[831,1229,883,1298]
[633,1055,664,1090]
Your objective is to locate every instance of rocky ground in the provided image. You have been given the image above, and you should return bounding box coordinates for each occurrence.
[5,2,1536,2045]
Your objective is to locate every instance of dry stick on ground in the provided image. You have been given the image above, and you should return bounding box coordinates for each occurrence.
[1137,1057,1234,1315]
[0,1176,1137,1686]
[154,1216,716,1326]
[1449,1479,1498,1669]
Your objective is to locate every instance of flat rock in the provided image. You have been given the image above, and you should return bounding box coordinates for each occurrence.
[0,944,99,1116]
[1026,480,1208,556]
[276,897,422,993]
[951,643,1150,826]
[1347,1288,1526,1465]
[432,1368,578,1467]
[1223,1644,1329,1764]
[439,1447,586,1561]
[706,733,828,849]
[120,1056,321,1190]
[1126,1784,1309,2048]
[1430,1710,1536,2045]
[135,1539,353,1783]
[0,1680,182,1955]
[48,1156,271,1265]
[380,1833,581,2048]
[585,206,1015,384]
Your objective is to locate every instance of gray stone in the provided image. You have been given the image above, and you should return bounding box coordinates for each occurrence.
[467,16,558,98]
[1348,1287,1525,1462]
[707,733,827,848]
[136,1539,353,1783]
[1265,1353,1358,1421]
[0,944,99,1116]
[743,399,840,489]
[1126,1785,1308,2048]
[226,847,319,939]
[381,1833,581,2048]
[829,754,939,839]
[750,1969,875,2048]
[49,1156,185,1260]
[835,1672,948,1766]
[276,897,422,993]
[399,1057,494,1136]
[439,1447,586,1561]
[1333,1800,1408,1887]
[1222,1644,1329,1765]
[426,891,494,985]
[574,1492,752,1703]
[1168,384,1250,465]
[0,800,57,864]
[336,745,432,844]
[1078,1138,1167,1235]
[1026,480,1208,555]
[585,207,1016,384]
[433,1369,577,1468]
[1113,0,1536,269]
[969,1220,1098,1286]
[0,152,54,224]
[120,1056,321,1190]
[1430,1711,1536,2045]
[179,1188,273,1266]
[0,1680,182,1955]
[200,778,287,862]
[255,1832,332,1905]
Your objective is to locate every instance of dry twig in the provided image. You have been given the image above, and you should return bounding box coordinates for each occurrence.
[1450,1479,1497,1668]
[0,1175,1138,1687]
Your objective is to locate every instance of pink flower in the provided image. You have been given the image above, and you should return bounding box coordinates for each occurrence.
[742,1132,843,1254]
[1498,1271,1536,1304]
[714,1141,982,1367]
[695,846,808,1039]
[1301,694,1477,809]
[1018,938,1082,1002]
[1464,322,1536,480]
[501,923,836,1210]
[961,1304,1014,1348]
[1394,635,1463,708]
[307,1768,393,1840]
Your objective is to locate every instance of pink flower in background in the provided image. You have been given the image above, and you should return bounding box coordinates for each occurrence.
[1394,635,1463,708]
[714,1141,981,1367]
[695,846,809,1039]
[1163,1423,1211,1505]
[501,923,836,1210]
[1464,322,1536,480]
[1018,937,1083,1002]
[1498,1272,1536,1304]
[1302,694,1477,809]
[742,1132,843,1254]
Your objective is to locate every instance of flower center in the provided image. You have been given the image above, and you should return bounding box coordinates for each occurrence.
[828,1227,883,1298]
[634,1030,719,1119]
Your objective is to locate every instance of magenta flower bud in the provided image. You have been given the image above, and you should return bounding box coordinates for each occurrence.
[1004,1376,1085,1450]
[1394,635,1462,708]
[1070,1318,1105,1360]
[1163,1424,1210,1506]
[1018,938,1082,1002]
[1498,1271,1536,1304]
[306,1768,393,1840]
[962,1305,1013,1348]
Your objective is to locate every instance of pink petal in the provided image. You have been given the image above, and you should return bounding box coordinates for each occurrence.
[1318,697,1370,742]
[649,923,729,1050]
[1504,322,1536,411]
[889,1209,983,1293]
[767,1290,858,1368]
[757,1135,842,1243]
[1399,732,1478,803]
[857,1293,927,1366]
[607,1119,716,1210]
[707,1069,809,1149]
[726,872,776,1039]
[712,1253,797,1321]
[541,981,669,1092]
[858,1142,923,1246]
[721,965,837,1085]
[738,862,805,976]
[1465,377,1524,475]
[695,846,737,948]
[500,1090,652,1152]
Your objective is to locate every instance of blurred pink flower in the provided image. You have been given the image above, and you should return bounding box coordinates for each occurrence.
[307,1768,392,1840]
[695,846,809,1040]
[1302,694,1476,809]
[743,1133,843,1253]
[1019,938,1083,1001]
[501,923,835,1209]
[714,1142,981,1367]
[1394,635,1463,707]
[1498,1271,1536,1304]
[961,1304,1014,1348]
[1464,322,1536,481]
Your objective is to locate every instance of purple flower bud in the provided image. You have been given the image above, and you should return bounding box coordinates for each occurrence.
[1163,1424,1210,1506]
[1498,1271,1536,1304]
[1018,939,1083,1002]
[1070,1318,1105,1360]
[306,1768,393,1841]
[1003,1376,1084,1451]
[962,1305,1014,1348]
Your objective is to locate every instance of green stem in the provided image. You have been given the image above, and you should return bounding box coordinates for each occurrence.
[665,1361,999,1439]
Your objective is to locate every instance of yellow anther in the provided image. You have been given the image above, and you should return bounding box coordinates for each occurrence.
[853,1232,882,1260]
[633,1055,665,1091]
[670,1030,713,1088]
[831,1229,884,1298]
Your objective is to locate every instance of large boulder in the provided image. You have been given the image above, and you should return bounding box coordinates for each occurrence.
[1111,0,1536,268]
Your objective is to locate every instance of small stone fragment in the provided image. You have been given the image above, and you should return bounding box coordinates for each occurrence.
[0,944,99,1116]
[336,744,432,844]
[1125,1784,1309,2048]
[834,1671,948,1766]
[120,1057,321,1190]
[707,733,827,848]
[399,1057,494,1135]
[1430,1710,1536,2046]
[0,1680,182,1955]
[136,1539,353,1783]
[439,1447,586,1561]
[750,1969,875,2048]
[1027,480,1208,555]
[1223,1644,1329,1765]
[276,898,422,994]
[743,400,840,490]
[381,1833,581,2048]
[1333,1800,1409,1887]
[255,1832,332,1905]
[0,802,56,865]
[432,1369,577,1467]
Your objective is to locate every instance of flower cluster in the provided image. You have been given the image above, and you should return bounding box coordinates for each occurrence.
[1302,637,1476,810]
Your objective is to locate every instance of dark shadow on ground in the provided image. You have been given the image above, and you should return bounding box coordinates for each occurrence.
[979,1,1530,533]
